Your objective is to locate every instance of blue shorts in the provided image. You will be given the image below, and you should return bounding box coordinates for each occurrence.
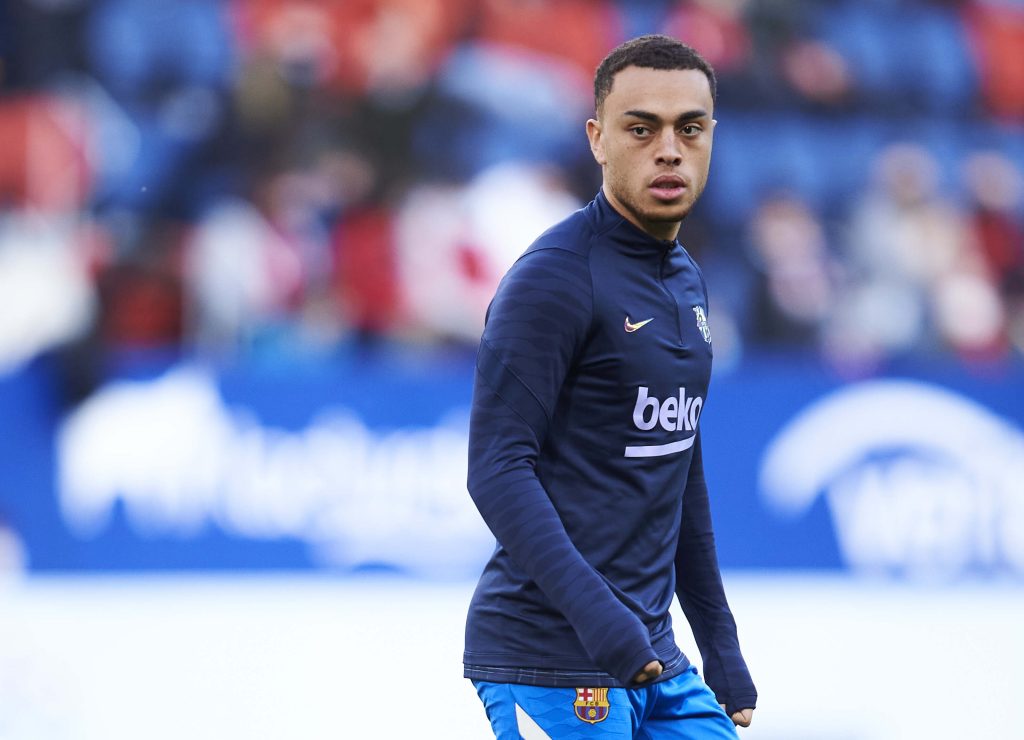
[473,666,739,739]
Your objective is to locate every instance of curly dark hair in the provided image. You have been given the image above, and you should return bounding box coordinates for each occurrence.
[594,35,716,114]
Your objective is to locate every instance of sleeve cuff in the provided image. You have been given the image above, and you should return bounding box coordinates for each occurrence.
[619,646,660,687]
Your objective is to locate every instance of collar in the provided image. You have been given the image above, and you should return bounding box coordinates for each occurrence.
[587,188,680,254]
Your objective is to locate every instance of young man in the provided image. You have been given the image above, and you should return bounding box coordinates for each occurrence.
[464,35,757,738]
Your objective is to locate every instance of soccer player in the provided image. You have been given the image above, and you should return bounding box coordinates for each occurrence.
[464,35,757,738]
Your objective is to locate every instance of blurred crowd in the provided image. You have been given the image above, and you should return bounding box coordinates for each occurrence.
[0,0,1022,386]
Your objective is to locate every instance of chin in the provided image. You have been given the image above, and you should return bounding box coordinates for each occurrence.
[644,204,691,223]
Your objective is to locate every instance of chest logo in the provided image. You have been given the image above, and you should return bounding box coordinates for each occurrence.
[624,316,653,333]
[573,687,610,724]
[693,305,711,343]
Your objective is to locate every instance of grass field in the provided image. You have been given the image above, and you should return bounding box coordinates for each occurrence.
[0,573,1020,739]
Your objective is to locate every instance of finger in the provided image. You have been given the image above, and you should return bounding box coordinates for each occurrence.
[731,708,753,727]
[632,660,663,684]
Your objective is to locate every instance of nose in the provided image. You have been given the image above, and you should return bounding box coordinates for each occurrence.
[655,128,682,166]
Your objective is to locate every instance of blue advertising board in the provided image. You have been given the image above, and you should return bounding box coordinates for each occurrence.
[1,350,1022,580]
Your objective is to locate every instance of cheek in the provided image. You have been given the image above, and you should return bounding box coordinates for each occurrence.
[608,145,643,177]
[700,140,714,164]
[608,158,641,193]
[689,144,713,177]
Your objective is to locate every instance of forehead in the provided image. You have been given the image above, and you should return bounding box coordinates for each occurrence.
[603,66,714,117]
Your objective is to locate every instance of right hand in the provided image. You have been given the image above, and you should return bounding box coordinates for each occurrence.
[632,660,663,685]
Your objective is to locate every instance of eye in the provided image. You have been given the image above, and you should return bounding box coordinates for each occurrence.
[680,124,702,137]
[630,125,651,137]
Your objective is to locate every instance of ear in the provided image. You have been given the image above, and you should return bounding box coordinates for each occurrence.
[586,118,607,166]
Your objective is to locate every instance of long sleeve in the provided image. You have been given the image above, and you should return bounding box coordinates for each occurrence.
[467,247,659,686]
[675,432,758,714]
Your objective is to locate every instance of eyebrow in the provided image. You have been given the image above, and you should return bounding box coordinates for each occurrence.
[622,109,709,125]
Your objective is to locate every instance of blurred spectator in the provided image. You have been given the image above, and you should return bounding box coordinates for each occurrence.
[184,183,312,355]
[394,163,580,343]
[235,0,471,96]
[963,151,1024,353]
[0,213,95,374]
[736,0,842,106]
[778,39,851,107]
[963,151,1024,294]
[232,0,473,198]
[0,95,91,212]
[662,0,751,79]
[832,144,1006,361]
[745,192,836,348]
[849,145,965,290]
[97,255,183,348]
[332,204,403,341]
[804,1,976,113]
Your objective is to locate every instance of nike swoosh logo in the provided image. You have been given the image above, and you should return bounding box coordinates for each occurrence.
[624,316,654,333]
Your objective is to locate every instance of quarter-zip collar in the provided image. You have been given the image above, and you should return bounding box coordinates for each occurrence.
[586,188,680,255]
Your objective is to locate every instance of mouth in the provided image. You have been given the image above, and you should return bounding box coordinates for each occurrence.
[648,175,687,201]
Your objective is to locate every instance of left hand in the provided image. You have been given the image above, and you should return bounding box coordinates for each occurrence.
[720,705,754,727]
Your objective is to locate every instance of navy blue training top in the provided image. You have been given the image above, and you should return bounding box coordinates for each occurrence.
[463,190,757,715]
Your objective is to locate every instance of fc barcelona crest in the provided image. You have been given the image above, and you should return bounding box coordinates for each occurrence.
[573,687,610,724]
[692,305,711,344]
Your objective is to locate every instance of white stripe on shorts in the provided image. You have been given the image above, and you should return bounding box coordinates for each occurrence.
[515,703,552,739]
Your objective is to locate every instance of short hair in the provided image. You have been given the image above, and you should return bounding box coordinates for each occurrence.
[593,35,717,114]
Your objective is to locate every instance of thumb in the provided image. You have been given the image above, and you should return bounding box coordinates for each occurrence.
[719,705,754,727]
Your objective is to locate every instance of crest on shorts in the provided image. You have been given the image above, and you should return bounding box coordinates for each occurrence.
[692,305,711,344]
[573,687,610,724]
